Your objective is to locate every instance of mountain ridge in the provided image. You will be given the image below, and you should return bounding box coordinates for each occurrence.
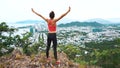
[85,18,113,24]
[13,18,120,28]
[58,21,104,27]
[14,18,120,25]
[16,20,45,24]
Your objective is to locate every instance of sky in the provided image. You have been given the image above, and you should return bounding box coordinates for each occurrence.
[0,0,120,23]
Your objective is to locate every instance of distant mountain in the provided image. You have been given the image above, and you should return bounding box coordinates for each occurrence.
[16,19,73,25]
[85,18,113,24]
[14,20,47,28]
[15,18,120,28]
[58,21,104,27]
[16,20,45,24]
[106,18,120,23]
[57,18,74,25]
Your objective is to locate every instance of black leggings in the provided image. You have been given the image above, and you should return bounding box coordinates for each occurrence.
[46,33,57,60]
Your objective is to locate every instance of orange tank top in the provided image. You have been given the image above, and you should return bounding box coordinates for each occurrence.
[48,19,56,32]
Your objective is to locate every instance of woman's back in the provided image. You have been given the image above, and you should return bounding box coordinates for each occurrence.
[47,19,56,32]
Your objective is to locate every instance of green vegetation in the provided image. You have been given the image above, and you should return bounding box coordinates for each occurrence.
[83,39,120,68]
[0,22,15,56]
[0,22,45,56]
[60,39,120,68]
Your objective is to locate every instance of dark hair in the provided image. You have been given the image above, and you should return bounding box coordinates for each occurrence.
[49,11,55,19]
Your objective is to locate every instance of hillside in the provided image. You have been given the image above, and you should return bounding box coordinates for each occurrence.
[16,20,44,24]
[58,21,104,27]
[0,49,79,68]
[85,18,112,24]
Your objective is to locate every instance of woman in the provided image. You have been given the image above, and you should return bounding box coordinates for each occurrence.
[31,7,71,64]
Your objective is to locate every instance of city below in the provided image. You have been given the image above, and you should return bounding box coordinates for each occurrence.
[15,20,120,46]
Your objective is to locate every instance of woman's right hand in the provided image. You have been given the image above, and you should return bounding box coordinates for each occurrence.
[68,6,71,12]
[31,8,34,12]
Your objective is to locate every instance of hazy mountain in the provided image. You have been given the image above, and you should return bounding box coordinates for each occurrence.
[58,21,104,27]
[85,18,113,24]
[106,18,120,23]
[57,18,74,24]
[14,20,47,28]
[15,18,73,24]
[14,18,120,28]
[16,20,45,24]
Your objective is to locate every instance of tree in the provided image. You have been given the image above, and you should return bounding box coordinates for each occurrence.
[84,38,120,68]
[0,22,15,56]
[59,44,81,60]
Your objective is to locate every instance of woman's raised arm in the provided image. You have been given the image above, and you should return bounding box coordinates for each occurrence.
[55,6,71,22]
[31,8,47,21]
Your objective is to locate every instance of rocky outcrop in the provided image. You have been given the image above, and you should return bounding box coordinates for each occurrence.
[0,49,79,68]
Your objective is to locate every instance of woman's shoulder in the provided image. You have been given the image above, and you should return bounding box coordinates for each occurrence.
[47,19,57,24]
[47,19,56,22]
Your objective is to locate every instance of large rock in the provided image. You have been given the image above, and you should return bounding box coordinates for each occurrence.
[0,49,79,68]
